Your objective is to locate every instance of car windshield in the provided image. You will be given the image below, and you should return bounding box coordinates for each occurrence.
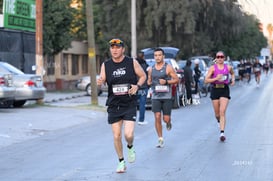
[0,62,24,75]
[145,53,177,59]
[142,47,179,60]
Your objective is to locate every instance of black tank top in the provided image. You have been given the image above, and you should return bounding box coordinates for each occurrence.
[105,56,138,107]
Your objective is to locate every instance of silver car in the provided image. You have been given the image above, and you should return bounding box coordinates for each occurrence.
[0,73,16,107]
[0,61,46,107]
[75,75,108,96]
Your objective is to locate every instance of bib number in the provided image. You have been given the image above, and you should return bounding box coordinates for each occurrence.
[254,68,260,72]
[219,75,228,82]
[112,84,129,95]
[155,85,169,93]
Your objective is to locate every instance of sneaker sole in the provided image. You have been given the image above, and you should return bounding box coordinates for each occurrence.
[116,169,126,173]
[220,136,226,142]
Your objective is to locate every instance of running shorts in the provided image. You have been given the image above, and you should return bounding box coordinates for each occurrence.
[254,71,261,77]
[152,99,172,115]
[239,70,245,77]
[245,68,251,74]
[210,84,230,100]
[107,105,137,124]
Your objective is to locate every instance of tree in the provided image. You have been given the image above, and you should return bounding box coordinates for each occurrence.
[43,0,76,55]
[66,0,268,60]
[0,0,3,14]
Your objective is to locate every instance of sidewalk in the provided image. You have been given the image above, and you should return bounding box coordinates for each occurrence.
[1,91,107,148]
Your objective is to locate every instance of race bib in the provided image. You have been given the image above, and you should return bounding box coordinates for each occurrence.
[112,84,129,95]
[155,85,169,93]
[254,68,260,72]
[219,75,228,82]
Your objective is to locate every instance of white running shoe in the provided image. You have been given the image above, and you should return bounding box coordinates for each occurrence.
[220,133,226,142]
[138,121,148,125]
[156,137,164,148]
[116,160,126,173]
[128,147,136,163]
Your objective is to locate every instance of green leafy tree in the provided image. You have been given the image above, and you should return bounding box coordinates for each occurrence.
[43,0,76,55]
[0,0,3,14]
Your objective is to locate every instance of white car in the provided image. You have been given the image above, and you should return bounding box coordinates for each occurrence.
[230,60,240,80]
[75,75,108,96]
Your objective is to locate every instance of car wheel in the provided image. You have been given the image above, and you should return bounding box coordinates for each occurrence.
[13,100,26,107]
[180,85,187,107]
[86,84,103,96]
[180,94,187,107]
[172,89,181,109]
[0,100,14,108]
[86,84,91,96]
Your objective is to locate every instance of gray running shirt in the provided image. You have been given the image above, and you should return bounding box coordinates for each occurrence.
[151,63,172,99]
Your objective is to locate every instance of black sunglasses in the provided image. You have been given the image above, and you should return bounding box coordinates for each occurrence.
[216,55,225,59]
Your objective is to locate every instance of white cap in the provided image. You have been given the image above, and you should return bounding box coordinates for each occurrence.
[194,58,200,64]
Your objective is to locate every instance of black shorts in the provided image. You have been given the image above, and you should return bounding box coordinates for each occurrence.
[152,99,172,115]
[107,105,137,124]
[210,84,230,100]
[245,68,251,74]
[239,70,245,77]
[254,71,261,77]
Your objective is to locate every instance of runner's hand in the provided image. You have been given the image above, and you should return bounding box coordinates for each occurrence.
[128,84,138,95]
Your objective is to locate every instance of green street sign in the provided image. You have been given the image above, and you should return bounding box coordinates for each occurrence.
[3,0,35,32]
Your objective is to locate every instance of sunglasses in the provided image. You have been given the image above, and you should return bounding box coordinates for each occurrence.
[216,55,225,59]
[109,39,124,46]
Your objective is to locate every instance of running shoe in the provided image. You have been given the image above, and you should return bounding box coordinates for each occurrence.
[138,121,148,125]
[156,137,164,148]
[128,147,136,163]
[116,160,126,173]
[166,122,172,131]
[220,133,226,142]
[217,121,220,129]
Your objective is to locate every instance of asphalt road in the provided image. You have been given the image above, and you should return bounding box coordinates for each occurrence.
[0,74,273,181]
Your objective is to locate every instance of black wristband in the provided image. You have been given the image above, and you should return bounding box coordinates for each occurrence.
[137,84,141,89]
[165,79,168,85]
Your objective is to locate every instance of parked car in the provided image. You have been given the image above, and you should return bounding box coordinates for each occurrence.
[230,60,240,80]
[0,73,15,107]
[75,75,108,96]
[189,56,213,67]
[0,61,46,107]
[177,60,187,69]
[179,58,210,94]
[141,47,186,108]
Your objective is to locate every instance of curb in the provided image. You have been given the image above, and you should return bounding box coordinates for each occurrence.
[43,93,86,103]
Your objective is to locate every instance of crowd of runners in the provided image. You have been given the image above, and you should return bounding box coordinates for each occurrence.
[237,58,273,87]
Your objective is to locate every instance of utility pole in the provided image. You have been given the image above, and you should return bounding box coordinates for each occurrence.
[85,0,98,105]
[131,0,137,58]
[36,0,43,77]
[36,0,43,104]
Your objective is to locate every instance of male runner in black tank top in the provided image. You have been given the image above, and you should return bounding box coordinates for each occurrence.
[97,38,146,173]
